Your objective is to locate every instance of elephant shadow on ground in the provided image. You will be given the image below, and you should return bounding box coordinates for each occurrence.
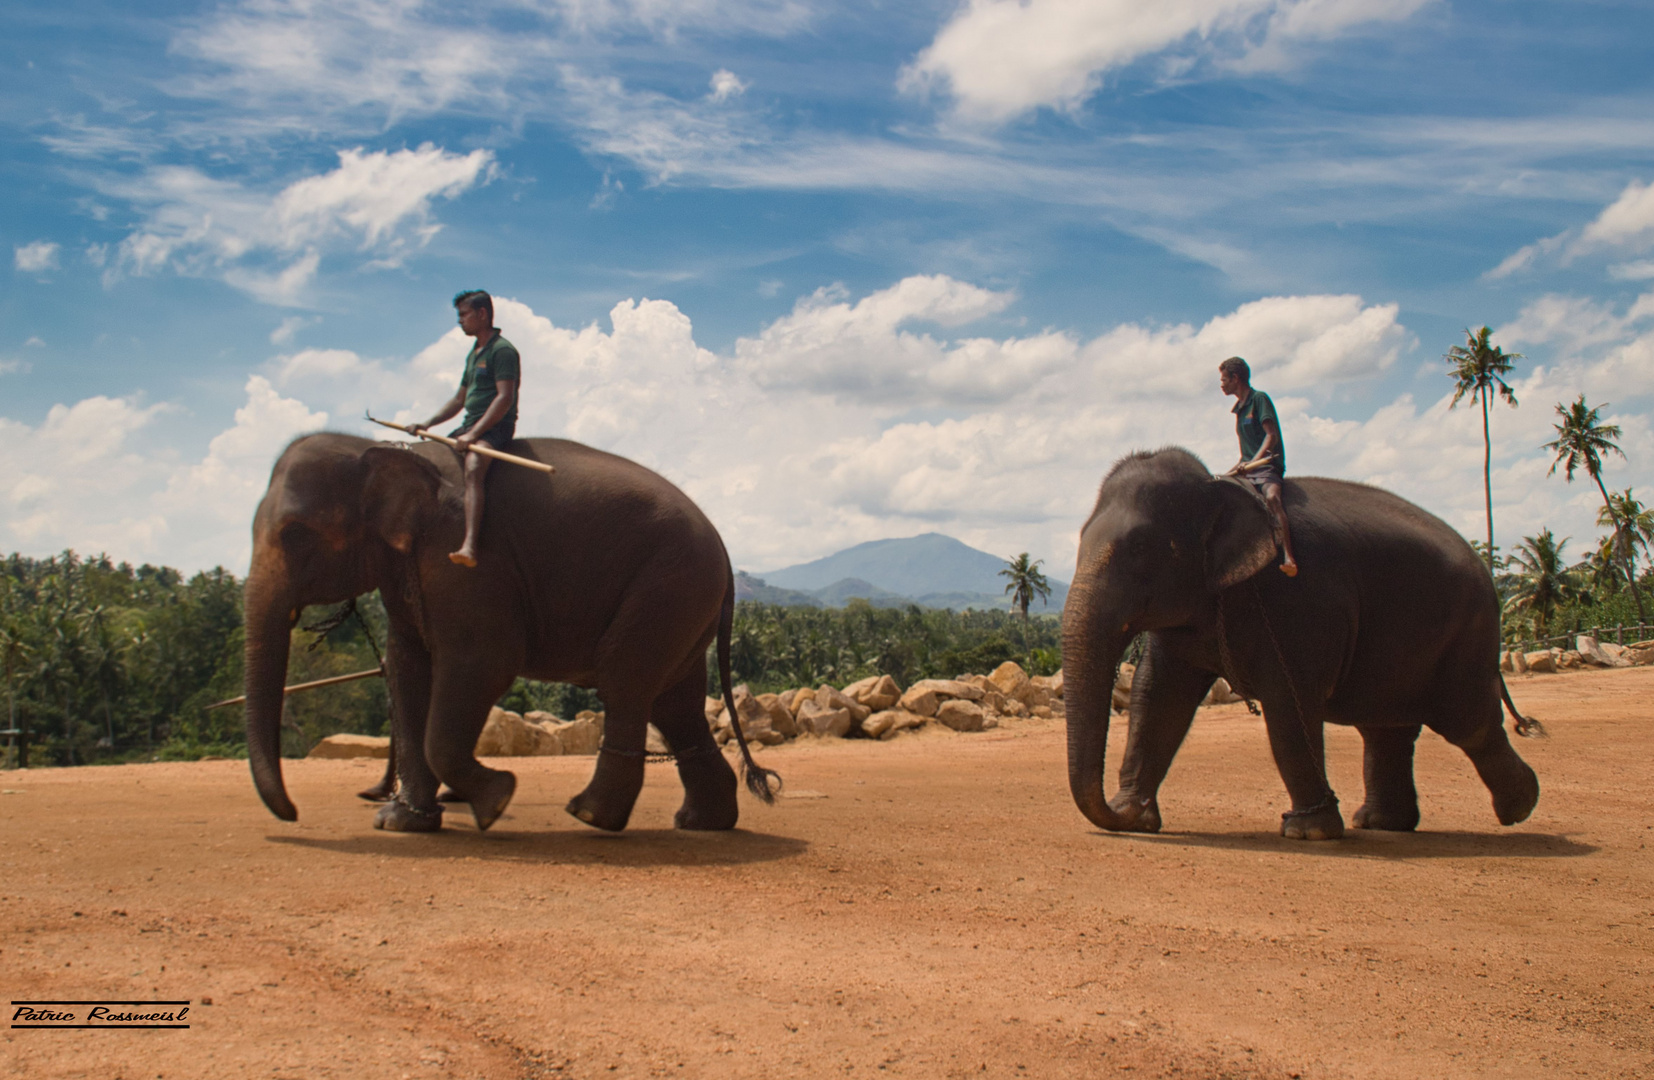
[268,822,808,868]
[1098,829,1597,861]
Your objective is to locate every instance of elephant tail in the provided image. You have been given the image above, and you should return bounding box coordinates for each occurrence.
[1499,673,1546,738]
[719,569,781,802]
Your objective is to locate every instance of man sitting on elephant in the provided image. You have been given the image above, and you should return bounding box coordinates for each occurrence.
[1219,355,1298,577]
[411,289,520,567]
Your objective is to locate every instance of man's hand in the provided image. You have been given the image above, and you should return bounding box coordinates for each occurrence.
[454,431,477,454]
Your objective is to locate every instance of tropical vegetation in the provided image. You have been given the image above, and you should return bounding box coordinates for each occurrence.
[0,553,1059,768]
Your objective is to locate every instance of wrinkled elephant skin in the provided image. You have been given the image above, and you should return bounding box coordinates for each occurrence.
[1061,448,1538,840]
[243,433,774,835]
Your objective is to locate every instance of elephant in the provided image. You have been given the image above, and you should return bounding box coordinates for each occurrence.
[244,431,778,834]
[1061,448,1539,841]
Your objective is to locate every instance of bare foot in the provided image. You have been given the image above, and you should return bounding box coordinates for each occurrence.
[1280,559,1298,577]
[449,549,478,567]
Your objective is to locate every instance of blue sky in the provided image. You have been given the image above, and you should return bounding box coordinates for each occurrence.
[4,0,1653,576]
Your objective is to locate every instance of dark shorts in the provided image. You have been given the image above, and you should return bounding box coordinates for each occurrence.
[1242,463,1284,492]
[450,418,516,450]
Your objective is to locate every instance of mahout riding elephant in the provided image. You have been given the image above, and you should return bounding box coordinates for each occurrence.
[1062,448,1539,841]
[244,432,778,834]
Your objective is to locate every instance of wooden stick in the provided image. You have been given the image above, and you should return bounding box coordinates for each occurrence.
[364,414,554,474]
[205,668,383,710]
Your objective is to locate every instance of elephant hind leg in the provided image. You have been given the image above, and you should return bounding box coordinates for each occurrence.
[1352,724,1421,832]
[566,688,648,832]
[423,663,518,831]
[1452,720,1539,826]
[651,664,738,831]
[1427,677,1539,826]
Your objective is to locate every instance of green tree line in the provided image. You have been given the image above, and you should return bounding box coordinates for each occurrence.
[0,552,1060,768]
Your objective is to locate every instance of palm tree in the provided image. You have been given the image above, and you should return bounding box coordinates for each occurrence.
[1598,488,1653,586]
[1000,553,1052,622]
[1577,534,1628,598]
[1543,395,1646,621]
[1445,326,1521,573]
[1504,530,1583,638]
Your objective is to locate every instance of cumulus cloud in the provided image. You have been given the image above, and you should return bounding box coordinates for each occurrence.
[708,69,749,102]
[107,145,493,303]
[901,0,1432,125]
[0,379,326,571]
[16,279,1647,579]
[14,241,60,273]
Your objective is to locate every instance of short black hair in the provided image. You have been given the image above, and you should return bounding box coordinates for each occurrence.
[453,290,493,321]
[1218,355,1250,382]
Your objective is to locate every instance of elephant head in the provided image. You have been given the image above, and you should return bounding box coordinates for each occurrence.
[244,435,444,821]
[1060,448,1276,830]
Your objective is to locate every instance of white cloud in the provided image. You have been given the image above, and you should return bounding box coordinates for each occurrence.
[14,241,60,273]
[107,145,493,303]
[0,379,326,571]
[901,0,1432,125]
[1491,178,1654,278]
[15,281,1647,581]
[708,69,748,102]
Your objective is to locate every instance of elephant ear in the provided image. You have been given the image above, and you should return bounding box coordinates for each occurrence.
[1204,477,1278,589]
[361,446,443,554]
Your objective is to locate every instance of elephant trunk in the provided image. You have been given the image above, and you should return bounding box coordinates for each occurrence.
[1062,592,1131,831]
[244,560,298,821]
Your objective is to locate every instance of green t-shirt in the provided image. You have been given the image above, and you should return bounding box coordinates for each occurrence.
[1232,388,1284,473]
[458,332,520,430]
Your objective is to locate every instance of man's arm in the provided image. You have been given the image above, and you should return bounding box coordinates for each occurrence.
[452,380,517,450]
[413,389,466,433]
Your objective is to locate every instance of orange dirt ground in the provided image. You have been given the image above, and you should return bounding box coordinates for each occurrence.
[3,666,1651,1080]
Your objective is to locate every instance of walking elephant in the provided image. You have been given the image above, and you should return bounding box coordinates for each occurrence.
[1062,448,1539,840]
[244,432,777,834]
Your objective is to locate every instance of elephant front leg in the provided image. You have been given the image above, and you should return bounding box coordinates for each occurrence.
[652,665,738,831]
[1353,725,1421,831]
[1110,637,1216,832]
[374,630,445,833]
[1261,701,1343,840]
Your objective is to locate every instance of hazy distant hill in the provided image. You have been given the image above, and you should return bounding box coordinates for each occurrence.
[750,533,1069,613]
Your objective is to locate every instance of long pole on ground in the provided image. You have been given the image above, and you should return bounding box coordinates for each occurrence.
[205,668,384,711]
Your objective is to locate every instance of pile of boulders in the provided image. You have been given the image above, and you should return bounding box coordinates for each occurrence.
[1502,635,1654,675]
[705,662,1065,746]
[1109,663,1245,712]
[307,659,1269,760]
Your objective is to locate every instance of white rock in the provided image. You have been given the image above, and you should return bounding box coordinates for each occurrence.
[907,678,984,702]
[476,707,563,756]
[897,687,939,717]
[935,699,986,732]
[307,733,390,760]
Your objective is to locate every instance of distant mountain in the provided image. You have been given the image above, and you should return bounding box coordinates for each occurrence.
[751,533,1068,613]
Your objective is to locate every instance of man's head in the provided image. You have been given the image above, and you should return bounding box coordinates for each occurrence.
[454,290,493,338]
[1218,355,1250,397]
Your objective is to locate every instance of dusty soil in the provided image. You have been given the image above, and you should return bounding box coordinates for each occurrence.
[3,667,1651,1080]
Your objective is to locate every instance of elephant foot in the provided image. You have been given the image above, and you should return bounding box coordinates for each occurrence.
[466,769,517,831]
[1472,751,1539,826]
[373,798,444,832]
[1352,801,1419,832]
[566,749,645,832]
[1281,795,1344,841]
[673,746,738,831]
[357,780,396,803]
[1105,791,1162,833]
[436,787,461,802]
